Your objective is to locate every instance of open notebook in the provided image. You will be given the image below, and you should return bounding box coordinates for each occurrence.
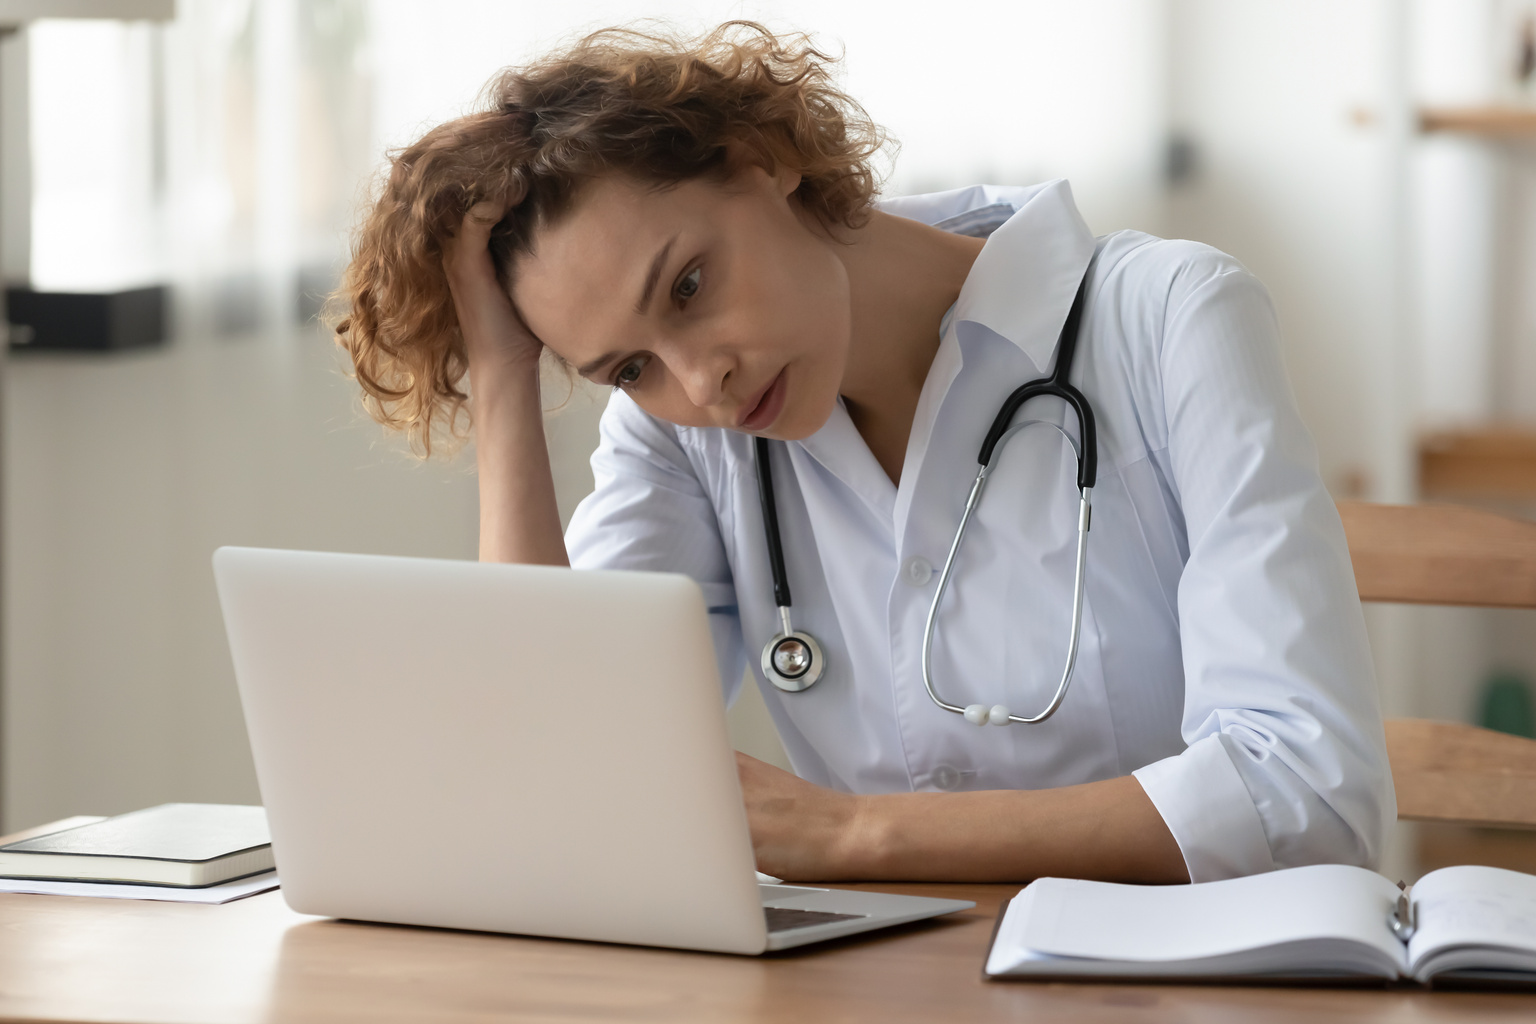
[986,864,1536,986]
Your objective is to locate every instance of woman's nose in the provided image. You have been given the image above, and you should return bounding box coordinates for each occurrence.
[675,350,733,408]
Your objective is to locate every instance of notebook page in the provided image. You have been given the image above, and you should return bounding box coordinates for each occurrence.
[989,886,1121,976]
[0,870,278,904]
[1408,865,1536,976]
[1020,864,1405,967]
[986,886,1036,976]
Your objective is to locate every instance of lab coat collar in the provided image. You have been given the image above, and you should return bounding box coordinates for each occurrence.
[879,179,1096,373]
[794,181,1096,526]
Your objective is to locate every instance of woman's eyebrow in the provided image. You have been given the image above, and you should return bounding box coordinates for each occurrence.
[576,233,681,377]
[576,351,621,378]
[634,234,679,315]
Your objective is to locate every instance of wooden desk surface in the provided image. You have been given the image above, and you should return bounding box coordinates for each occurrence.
[1,824,1534,1022]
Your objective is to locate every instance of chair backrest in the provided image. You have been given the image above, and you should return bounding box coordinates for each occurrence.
[1337,500,1536,830]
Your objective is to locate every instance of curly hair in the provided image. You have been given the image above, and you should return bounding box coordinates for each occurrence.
[332,20,889,455]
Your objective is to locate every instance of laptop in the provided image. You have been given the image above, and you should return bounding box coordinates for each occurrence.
[213,547,973,954]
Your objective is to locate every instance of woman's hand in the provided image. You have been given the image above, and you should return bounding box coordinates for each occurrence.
[444,201,541,380]
[736,752,873,880]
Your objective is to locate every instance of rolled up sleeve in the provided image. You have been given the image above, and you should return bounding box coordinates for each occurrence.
[1129,244,1395,881]
[565,393,746,703]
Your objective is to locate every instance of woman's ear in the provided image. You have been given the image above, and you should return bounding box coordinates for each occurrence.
[725,142,801,199]
[774,163,803,198]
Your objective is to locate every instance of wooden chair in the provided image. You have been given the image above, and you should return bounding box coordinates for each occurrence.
[1336,500,1536,841]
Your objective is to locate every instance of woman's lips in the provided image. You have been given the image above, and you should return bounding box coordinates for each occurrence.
[738,368,788,431]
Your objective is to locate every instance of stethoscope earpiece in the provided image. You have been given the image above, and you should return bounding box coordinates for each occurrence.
[963,704,1012,726]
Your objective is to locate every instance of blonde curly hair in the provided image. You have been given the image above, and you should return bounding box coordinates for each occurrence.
[332,20,889,455]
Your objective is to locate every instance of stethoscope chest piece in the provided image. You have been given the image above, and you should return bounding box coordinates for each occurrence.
[762,627,825,693]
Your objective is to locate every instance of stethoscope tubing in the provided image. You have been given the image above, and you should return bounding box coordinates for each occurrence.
[918,259,1098,724]
[755,250,1100,720]
[754,435,793,610]
[920,464,1092,725]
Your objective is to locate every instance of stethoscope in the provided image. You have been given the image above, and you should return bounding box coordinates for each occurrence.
[755,256,1098,727]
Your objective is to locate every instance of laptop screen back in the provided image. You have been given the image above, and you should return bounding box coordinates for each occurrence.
[214,547,767,953]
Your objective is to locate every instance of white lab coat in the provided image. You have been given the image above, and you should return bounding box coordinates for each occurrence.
[565,180,1394,882]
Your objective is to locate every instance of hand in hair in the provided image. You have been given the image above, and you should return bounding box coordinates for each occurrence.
[445,199,568,567]
[445,201,541,377]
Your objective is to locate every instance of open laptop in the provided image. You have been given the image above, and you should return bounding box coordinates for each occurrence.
[213,547,972,954]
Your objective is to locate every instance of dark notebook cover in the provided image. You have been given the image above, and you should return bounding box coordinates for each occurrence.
[1,804,269,863]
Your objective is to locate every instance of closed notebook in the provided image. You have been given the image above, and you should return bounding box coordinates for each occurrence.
[0,804,272,888]
[985,863,1536,987]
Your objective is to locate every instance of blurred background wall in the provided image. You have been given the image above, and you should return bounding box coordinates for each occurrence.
[3,0,1535,871]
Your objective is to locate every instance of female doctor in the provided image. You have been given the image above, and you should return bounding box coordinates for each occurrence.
[335,23,1393,885]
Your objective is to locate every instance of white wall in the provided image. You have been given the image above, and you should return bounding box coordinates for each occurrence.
[370,0,1170,234]
[2,332,476,828]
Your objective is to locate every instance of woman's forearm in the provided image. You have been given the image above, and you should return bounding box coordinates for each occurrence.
[471,358,568,565]
[736,753,1187,883]
[845,775,1188,883]
[443,199,567,567]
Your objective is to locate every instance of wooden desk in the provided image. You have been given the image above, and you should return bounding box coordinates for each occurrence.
[1,828,1534,1022]
[3,889,1535,1021]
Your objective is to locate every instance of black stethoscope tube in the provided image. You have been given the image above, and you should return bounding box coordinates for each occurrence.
[977,271,1097,488]
[754,436,793,610]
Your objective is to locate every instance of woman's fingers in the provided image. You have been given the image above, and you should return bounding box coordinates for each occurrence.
[459,200,506,246]
[442,199,543,371]
[466,199,505,224]
[444,201,507,283]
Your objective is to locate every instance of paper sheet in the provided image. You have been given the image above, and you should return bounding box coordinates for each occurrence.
[1018,865,1406,966]
[0,870,279,904]
[1408,865,1536,971]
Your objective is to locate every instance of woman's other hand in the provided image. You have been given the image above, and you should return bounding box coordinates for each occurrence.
[736,751,871,880]
[736,750,1189,884]
[445,201,541,378]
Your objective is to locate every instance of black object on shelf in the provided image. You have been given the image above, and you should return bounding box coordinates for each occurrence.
[6,285,168,352]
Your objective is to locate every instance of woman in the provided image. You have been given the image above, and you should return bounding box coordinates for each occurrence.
[336,23,1392,884]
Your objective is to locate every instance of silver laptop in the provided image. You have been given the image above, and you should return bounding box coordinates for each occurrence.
[213,547,972,954]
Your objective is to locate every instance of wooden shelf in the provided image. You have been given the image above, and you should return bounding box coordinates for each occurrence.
[1419,106,1536,136]
[1339,500,1536,608]
[1419,426,1536,501]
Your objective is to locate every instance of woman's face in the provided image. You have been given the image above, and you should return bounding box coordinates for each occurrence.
[510,166,851,440]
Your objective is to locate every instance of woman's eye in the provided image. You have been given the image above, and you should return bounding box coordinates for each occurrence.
[614,356,648,388]
[675,267,701,302]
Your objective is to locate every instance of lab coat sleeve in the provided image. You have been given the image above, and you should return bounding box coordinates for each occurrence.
[565,392,747,704]
[1127,242,1395,882]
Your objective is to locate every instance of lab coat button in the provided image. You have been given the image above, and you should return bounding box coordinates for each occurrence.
[902,556,934,587]
[932,764,962,791]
